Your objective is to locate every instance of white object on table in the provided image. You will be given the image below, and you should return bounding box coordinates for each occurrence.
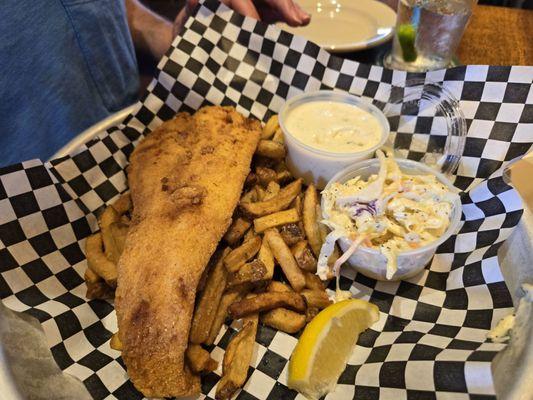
[279,0,396,52]
[279,90,390,189]
[322,158,462,281]
[52,104,137,159]
[494,207,533,400]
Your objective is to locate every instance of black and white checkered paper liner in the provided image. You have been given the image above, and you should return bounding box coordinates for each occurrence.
[1,1,532,399]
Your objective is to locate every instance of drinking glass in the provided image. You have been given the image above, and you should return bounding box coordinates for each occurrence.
[384,0,477,72]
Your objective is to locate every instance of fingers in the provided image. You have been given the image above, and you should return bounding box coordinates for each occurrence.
[188,0,200,13]
[175,0,311,34]
[222,0,310,27]
[173,0,199,37]
[292,1,311,26]
[222,0,261,20]
[266,0,311,27]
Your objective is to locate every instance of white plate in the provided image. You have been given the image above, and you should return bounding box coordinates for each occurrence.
[281,0,396,52]
[51,104,137,159]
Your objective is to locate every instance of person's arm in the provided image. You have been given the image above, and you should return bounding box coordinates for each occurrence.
[125,0,173,60]
[125,0,311,60]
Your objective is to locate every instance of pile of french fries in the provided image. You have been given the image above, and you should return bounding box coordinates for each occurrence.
[84,193,132,300]
[84,115,339,400]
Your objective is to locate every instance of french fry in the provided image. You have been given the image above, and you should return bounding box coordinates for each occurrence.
[306,307,320,322]
[291,193,303,216]
[291,240,307,256]
[110,332,123,351]
[186,344,218,374]
[85,233,117,286]
[226,260,268,290]
[84,266,101,284]
[243,228,256,242]
[255,140,286,159]
[245,172,258,188]
[190,249,230,344]
[257,240,275,280]
[240,179,302,217]
[254,155,277,169]
[205,290,244,346]
[304,271,326,291]
[301,289,332,309]
[280,223,305,246]
[228,291,306,318]
[196,259,212,294]
[272,128,284,145]
[223,236,262,273]
[261,115,279,140]
[253,208,300,233]
[274,159,288,173]
[261,308,306,333]
[215,314,258,400]
[98,205,119,228]
[303,184,322,257]
[108,221,129,260]
[99,206,121,263]
[224,218,252,246]
[240,187,258,204]
[86,280,115,300]
[264,228,305,292]
[256,167,277,186]
[254,185,266,201]
[274,160,291,184]
[120,214,131,226]
[276,170,292,184]
[263,181,280,201]
[266,281,293,293]
[291,240,317,272]
[111,193,132,215]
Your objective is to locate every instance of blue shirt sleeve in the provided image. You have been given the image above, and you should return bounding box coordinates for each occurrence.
[0,0,140,166]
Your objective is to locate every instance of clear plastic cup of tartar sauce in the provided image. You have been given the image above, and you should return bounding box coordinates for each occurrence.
[279,90,390,189]
[321,158,462,281]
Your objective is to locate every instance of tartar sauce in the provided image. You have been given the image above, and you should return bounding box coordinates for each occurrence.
[284,101,383,153]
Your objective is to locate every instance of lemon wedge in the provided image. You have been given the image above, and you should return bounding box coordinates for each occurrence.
[288,299,380,399]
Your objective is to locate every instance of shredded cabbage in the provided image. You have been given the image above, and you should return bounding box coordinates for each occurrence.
[320,150,458,281]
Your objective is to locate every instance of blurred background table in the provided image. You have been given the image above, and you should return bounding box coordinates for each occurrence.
[142,0,533,67]
[457,4,532,65]
[322,1,533,65]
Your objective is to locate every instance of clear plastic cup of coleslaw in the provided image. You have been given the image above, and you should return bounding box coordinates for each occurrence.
[321,158,462,281]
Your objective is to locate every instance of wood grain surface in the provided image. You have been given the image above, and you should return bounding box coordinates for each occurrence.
[378,1,532,66]
[458,4,533,65]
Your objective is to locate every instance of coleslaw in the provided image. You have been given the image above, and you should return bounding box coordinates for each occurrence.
[318,150,460,284]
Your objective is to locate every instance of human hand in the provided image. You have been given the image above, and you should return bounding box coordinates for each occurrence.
[242,0,311,27]
[173,0,310,37]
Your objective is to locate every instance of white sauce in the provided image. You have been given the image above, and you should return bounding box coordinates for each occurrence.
[284,101,383,153]
[487,314,515,343]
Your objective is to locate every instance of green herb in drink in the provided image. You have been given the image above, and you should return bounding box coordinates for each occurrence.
[397,24,417,62]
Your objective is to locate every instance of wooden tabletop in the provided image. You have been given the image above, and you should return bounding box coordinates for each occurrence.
[458,4,533,65]
[377,1,533,66]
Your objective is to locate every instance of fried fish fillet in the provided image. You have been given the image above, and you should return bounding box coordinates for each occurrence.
[115,106,261,398]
